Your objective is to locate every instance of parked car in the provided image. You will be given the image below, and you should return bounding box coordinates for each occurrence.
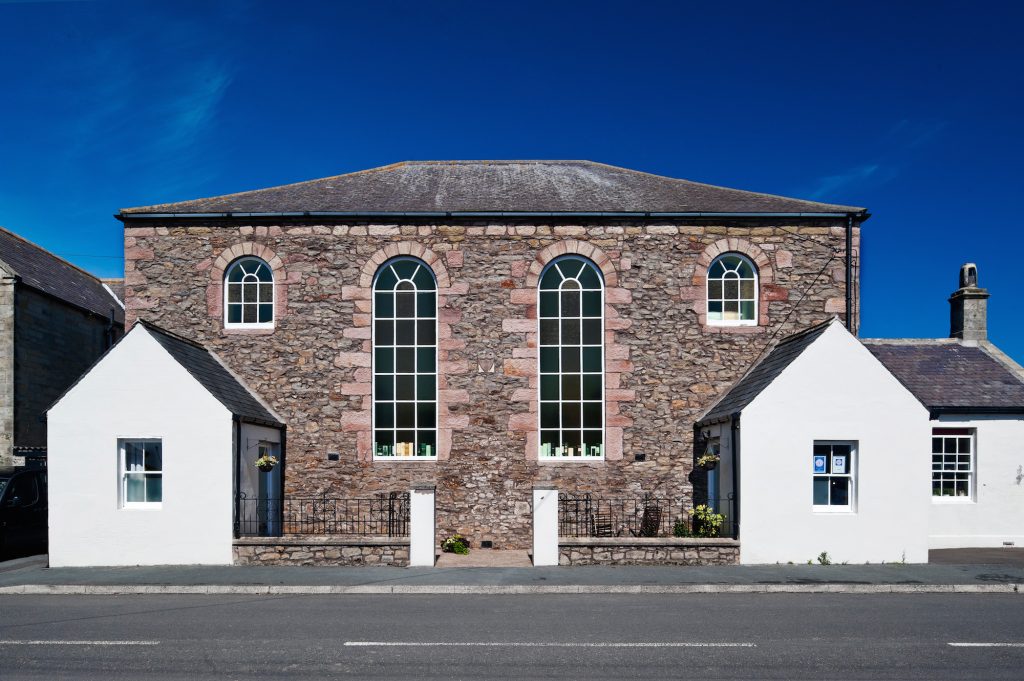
[0,467,47,559]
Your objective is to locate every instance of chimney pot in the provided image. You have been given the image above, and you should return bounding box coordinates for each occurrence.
[950,262,989,342]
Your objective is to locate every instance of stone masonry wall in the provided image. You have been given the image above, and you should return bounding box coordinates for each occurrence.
[0,275,14,466]
[13,286,118,449]
[124,219,860,550]
[233,538,409,566]
[560,538,739,566]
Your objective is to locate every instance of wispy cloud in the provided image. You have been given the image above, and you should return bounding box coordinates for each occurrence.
[803,119,948,201]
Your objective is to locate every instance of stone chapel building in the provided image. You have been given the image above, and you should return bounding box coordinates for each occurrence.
[111,160,866,549]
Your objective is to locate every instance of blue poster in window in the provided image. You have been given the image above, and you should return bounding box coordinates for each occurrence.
[813,455,826,473]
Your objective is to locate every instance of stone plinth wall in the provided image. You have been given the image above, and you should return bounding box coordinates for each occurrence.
[233,537,410,566]
[559,537,739,566]
[124,219,859,549]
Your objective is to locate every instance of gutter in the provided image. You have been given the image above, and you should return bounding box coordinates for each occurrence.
[929,407,1024,418]
[117,210,869,221]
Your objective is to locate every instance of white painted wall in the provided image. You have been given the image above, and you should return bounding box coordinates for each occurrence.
[929,414,1024,548]
[739,321,931,564]
[409,486,436,567]
[532,487,559,566]
[48,327,235,566]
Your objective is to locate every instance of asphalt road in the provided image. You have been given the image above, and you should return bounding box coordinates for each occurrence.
[1,594,1023,679]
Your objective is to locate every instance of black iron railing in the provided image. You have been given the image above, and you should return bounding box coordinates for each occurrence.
[558,493,736,539]
[235,492,410,537]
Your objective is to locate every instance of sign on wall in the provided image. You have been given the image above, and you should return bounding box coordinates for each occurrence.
[813,455,826,473]
[831,456,847,474]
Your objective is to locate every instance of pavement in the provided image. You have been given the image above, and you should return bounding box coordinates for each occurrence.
[0,549,1023,594]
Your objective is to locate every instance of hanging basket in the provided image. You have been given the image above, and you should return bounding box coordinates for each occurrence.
[257,462,276,473]
[255,455,279,473]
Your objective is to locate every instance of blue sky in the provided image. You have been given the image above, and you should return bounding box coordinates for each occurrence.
[2,1,1023,358]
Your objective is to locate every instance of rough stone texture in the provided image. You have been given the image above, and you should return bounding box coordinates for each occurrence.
[0,274,14,465]
[559,538,740,566]
[123,219,859,549]
[233,538,409,566]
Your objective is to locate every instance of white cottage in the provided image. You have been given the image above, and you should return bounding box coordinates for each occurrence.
[47,321,284,567]
[698,265,1024,564]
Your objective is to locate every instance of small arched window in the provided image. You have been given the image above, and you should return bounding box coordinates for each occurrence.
[225,257,274,328]
[538,255,604,459]
[372,257,437,459]
[707,253,758,325]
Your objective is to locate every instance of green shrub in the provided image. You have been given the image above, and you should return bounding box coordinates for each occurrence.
[691,505,725,538]
[673,517,692,537]
[442,534,470,555]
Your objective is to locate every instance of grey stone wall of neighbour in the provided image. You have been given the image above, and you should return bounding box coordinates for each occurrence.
[0,275,15,466]
[559,537,740,565]
[124,219,859,549]
[13,286,120,449]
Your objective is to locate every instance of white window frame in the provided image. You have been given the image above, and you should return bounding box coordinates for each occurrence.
[812,440,856,513]
[119,438,163,509]
[371,257,438,462]
[537,255,605,462]
[706,253,758,326]
[224,257,275,330]
[931,428,976,503]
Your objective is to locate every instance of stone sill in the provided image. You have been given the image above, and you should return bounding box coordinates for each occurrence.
[560,537,739,548]
[234,536,409,547]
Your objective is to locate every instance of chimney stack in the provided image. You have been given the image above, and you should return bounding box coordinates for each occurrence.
[949,263,989,341]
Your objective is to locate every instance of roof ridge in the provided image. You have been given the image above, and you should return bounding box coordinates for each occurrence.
[0,225,110,285]
[136,319,211,351]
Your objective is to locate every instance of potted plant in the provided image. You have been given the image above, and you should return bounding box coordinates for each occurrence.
[441,534,470,555]
[695,452,720,471]
[691,504,725,538]
[254,454,278,473]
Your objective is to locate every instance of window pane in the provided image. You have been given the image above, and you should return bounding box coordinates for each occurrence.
[709,261,726,278]
[561,290,580,317]
[413,265,435,291]
[724,280,739,299]
[582,375,602,401]
[375,431,394,456]
[561,348,580,373]
[708,280,722,299]
[582,291,601,317]
[561,375,580,400]
[395,375,415,400]
[583,402,602,428]
[583,431,603,456]
[562,403,581,428]
[540,431,559,456]
[375,402,394,428]
[958,438,971,454]
[740,301,755,320]
[126,474,144,502]
[395,348,415,373]
[417,375,435,400]
[540,347,559,373]
[813,477,829,505]
[391,260,417,280]
[144,443,161,471]
[830,478,849,506]
[395,320,415,345]
[417,403,436,428]
[243,281,258,304]
[375,375,394,400]
[396,431,415,453]
[707,301,722,320]
[259,283,273,303]
[582,319,601,345]
[561,320,580,345]
[540,319,559,345]
[582,347,602,372]
[375,321,393,346]
[932,438,942,454]
[417,292,436,317]
[396,292,416,318]
[563,430,581,449]
[396,403,415,428]
[375,293,394,318]
[417,320,435,345]
[145,475,162,503]
[228,284,242,303]
[541,402,559,428]
[416,348,435,373]
[125,442,143,471]
[577,264,600,289]
[540,267,561,290]
[540,375,559,400]
[375,267,398,291]
[243,305,257,323]
[740,280,755,299]
[258,304,273,323]
[375,348,393,373]
[228,264,245,283]
[539,292,558,317]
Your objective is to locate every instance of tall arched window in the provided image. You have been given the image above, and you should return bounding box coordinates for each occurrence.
[538,255,604,459]
[372,257,437,459]
[225,257,274,328]
[707,253,758,325]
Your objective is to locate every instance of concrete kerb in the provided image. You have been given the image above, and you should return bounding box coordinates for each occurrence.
[0,583,1018,595]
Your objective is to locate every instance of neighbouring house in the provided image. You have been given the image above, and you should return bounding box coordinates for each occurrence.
[0,226,124,467]
[47,321,284,567]
[697,265,1024,564]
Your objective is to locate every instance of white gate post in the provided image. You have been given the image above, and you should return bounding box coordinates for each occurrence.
[409,485,435,567]
[532,486,559,566]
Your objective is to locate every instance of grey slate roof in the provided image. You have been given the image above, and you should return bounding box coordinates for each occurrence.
[863,341,1024,412]
[120,161,866,216]
[0,226,124,323]
[698,319,834,425]
[141,321,284,427]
